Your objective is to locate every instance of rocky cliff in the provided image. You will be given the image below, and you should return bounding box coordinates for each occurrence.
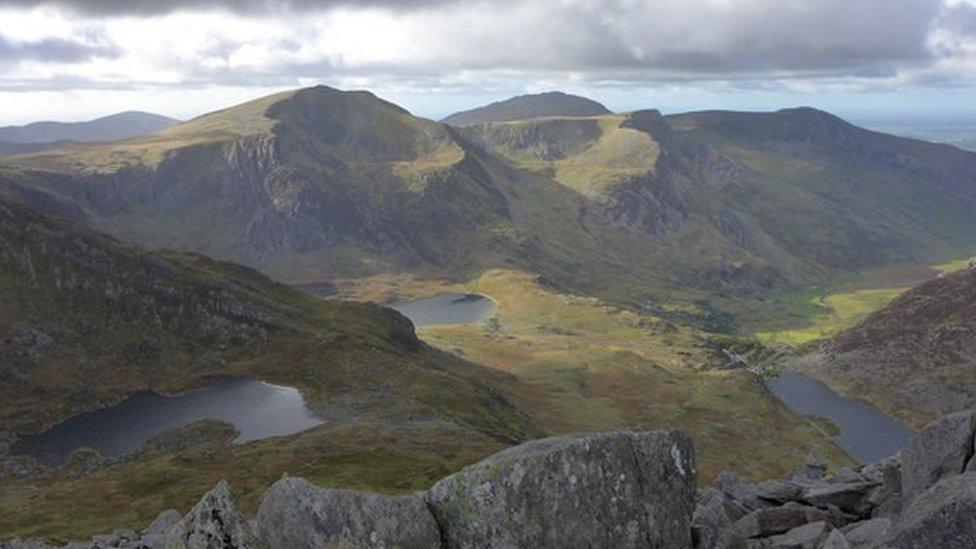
[7,411,975,548]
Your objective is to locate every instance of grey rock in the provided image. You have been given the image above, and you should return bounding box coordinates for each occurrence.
[693,488,745,549]
[144,510,181,536]
[755,480,805,504]
[732,505,826,539]
[714,472,771,513]
[138,509,181,549]
[825,469,864,485]
[900,410,975,503]
[841,518,890,548]
[765,521,831,549]
[164,480,257,549]
[426,429,696,548]
[882,472,976,548]
[802,482,877,518]
[256,476,440,549]
[788,453,827,483]
[820,530,850,549]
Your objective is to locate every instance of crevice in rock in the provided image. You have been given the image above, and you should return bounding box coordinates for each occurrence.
[624,434,657,549]
[422,494,449,549]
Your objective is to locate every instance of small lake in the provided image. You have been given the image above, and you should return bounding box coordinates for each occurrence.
[11,378,325,466]
[391,293,493,327]
[767,371,914,463]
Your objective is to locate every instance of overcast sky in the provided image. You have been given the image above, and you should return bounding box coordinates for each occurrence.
[0,0,975,125]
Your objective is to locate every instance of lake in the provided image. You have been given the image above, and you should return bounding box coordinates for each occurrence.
[391,293,493,326]
[11,378,325,466]
[767,370,914,463]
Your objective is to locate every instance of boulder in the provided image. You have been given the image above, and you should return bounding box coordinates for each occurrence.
[140,509,181,549]
[802,481,877,518]
[900,411,975,503]
[787,453,828,483]
[256,476,440,549]
[692,487,744,549]
[164,480,257,549]
[732,504,825,539]
[820,530,850,549]
[425,429,696,548]
[841,518,890,549]
[883,472,976,548]
[713,472,769,513]
[765,521,831,549]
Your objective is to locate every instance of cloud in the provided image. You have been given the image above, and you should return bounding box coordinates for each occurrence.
[0,33,117,63]
[0,0,975,122]
[0,0,453,16]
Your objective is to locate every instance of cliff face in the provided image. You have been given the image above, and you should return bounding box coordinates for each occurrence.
[9,411,976,548]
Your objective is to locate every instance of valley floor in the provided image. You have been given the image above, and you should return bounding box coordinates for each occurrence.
[7,255,972,542]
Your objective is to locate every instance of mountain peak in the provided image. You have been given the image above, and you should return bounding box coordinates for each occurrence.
[442,91,611,126]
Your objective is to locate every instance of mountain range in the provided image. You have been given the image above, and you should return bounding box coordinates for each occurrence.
[0,112,178,157]
[1,86,974,329]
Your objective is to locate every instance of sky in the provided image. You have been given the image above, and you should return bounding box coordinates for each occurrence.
[0,0,975,125]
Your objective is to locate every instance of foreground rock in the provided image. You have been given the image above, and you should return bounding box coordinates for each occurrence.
[898,410,975,502]
[426,429,696,548]
[883,472,976,548]
[7,411,976,548]
[257,477,441,548]
[165,480,257,548]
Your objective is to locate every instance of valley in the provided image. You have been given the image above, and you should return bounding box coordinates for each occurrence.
[2,86,976,546]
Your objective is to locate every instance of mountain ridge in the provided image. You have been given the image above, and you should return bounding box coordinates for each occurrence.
[0,111,179,145]
[2,87,976,328]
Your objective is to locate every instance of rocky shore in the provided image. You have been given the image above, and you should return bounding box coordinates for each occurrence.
[4,411,975,548]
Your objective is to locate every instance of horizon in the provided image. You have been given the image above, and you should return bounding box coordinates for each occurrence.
[1,0,975,126]
[5,83,976,129]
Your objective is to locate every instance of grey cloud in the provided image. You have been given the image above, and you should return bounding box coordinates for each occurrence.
[0,0,454,15]
[0,34,118,63]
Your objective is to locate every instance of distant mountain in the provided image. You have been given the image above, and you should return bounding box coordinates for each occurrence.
[0,197,531,441]
[803,259,976,428]
[1,88,976,328]
[442,91,611,126]
[0,111,178,152]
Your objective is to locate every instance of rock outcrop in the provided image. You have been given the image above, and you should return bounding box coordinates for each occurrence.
[425,429,696,548]
[164,480,257,549]
[256,477,441,548]
[7,412,976,549]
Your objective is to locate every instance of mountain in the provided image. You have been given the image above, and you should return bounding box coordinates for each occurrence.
[1,88,976,330]
[441,91,611,126]
[0,111,178,145]
[0,197,532,441]
[799,259,976,428]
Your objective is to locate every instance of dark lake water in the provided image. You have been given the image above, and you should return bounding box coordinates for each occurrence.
[767,371,914,463]
[11,378,325,466]
[391,293,493,327]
